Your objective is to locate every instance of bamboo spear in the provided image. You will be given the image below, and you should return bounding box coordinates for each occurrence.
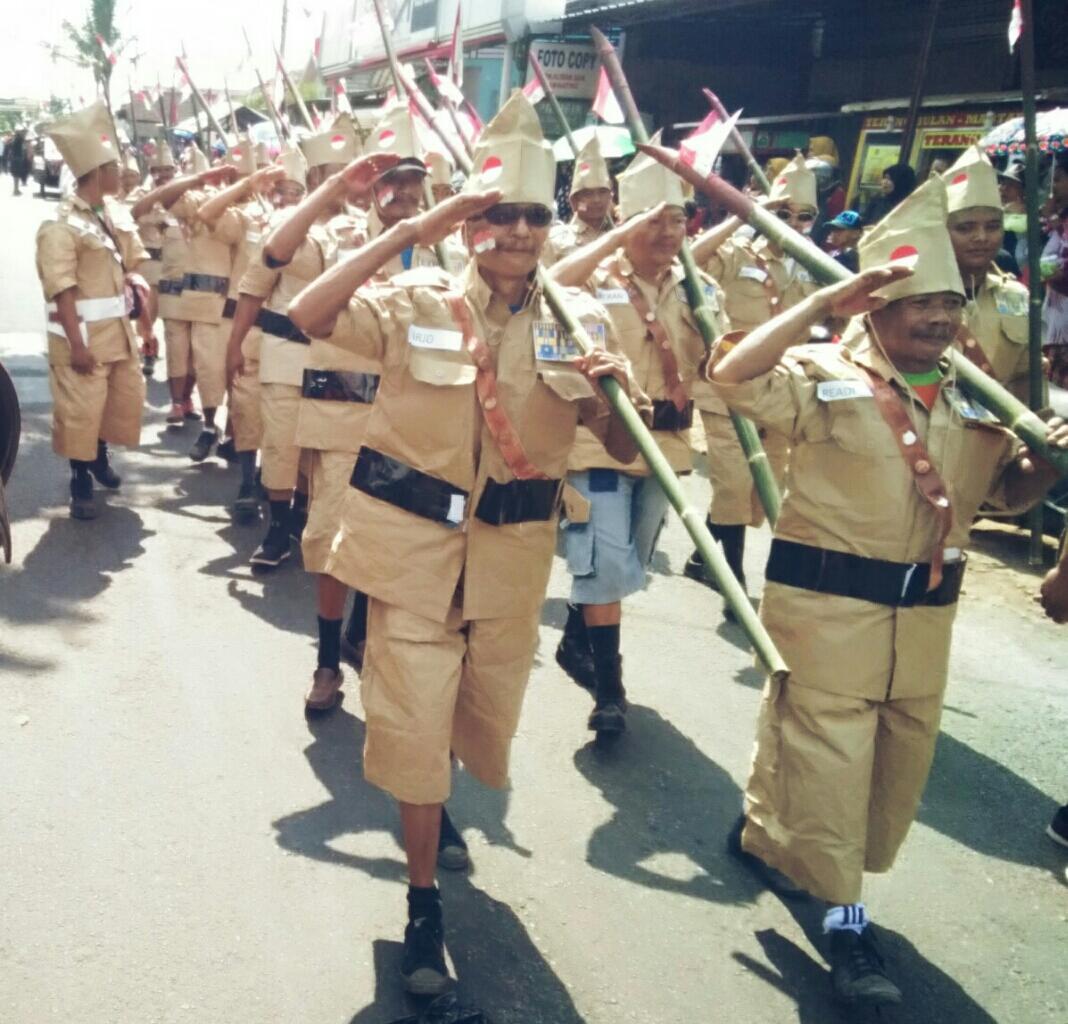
[702,88,770,195]
[423,59,475,161]
[176,56,230,152]
[368,22,788,676]
[529,51,580,159]
[242,29,289,142]
[636,141,1068,477]
[273,45,315,131]
[590,25,782,525]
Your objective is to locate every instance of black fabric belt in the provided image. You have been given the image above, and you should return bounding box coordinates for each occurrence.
[474,477,562,526]
[158,279,183,295]
[256,308,309,344]
[146,247,162,260]
[351,447,468,528]
[765,538,966,608]
[182,273,229,295]
[301,368,380,404]
[651,399,694,432]
[222,297,237,319]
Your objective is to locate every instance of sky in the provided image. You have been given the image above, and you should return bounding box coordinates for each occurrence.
[0,0,322,103]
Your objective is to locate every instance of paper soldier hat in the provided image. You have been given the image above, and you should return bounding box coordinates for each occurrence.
[367,102,425,170]
[122,151,141,176]
[569,133,612,196]
[426,150,454,187]
[149,140,176,170]
[254,141,270,167]
[768,153,818,209]
[464,91,555,208]
[278,145,308,188]
[943,145,1002,214]
[860,175,964,302]
[300,113,360,169]
[227,135,256,176]
[46,101,119,178]
[618,132,686,220]
[187,144,210,174]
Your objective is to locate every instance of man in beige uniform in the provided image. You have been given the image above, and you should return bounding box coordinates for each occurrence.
[942,145,1032,400]
[541,134,614,267]
[550,149,724,734]
[685,154,821,600]
[35,103,150,519]
[708,177,1067,1005]
[289,92,638,996]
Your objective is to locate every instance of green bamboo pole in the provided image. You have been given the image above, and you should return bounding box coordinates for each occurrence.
[590,25,781,526]
[529,52,581,159]
[637,141,1068,477]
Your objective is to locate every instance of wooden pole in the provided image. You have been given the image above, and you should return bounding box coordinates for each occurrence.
[177,57,230,153]
[899,0,942,165]
[273,44,315,131]
[530,51,580,159]
[702,89,769,195]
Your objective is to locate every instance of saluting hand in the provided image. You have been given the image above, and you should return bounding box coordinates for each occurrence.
[338,154,403,196]
[250,165,286,191]
[818,264,915,319]
[412,190,502,247]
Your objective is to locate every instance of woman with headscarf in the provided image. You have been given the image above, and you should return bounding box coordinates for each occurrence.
[862,162,916,225]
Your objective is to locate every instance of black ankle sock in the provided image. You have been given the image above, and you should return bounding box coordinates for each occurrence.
[268,499,289,530]
[238,451,257,487]
[317,615,342,671]
[291,490,308,514]
[587,624,620,669]
[407,884,441,919]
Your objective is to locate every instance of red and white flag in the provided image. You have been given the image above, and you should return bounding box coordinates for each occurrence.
[522,56,545,105]
[1008,0,1023,51]
[334,79,353,115]
[95,34,118,67]
[425,59,465,107]
[591,67,624,125]
[446,5,464,92]
[680,107,740,177]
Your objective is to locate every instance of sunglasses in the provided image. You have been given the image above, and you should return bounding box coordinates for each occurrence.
[481,204,554,228]
[775,209,817,224]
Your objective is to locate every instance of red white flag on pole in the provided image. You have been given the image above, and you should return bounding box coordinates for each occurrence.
[335,79,353,115]
[95,34,118,67]
[446,5,464,92]
[425,60,465,107]
[591,66,624,125]
[522,56,545,105]
[1008,0,1023,51]
[680,108,740,177]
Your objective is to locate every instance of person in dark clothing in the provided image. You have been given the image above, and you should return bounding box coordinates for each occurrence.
[862,163,916,226]
[823,209,863,274]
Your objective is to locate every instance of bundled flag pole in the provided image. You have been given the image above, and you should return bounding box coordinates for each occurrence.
[680,107,741,178]
[528,51,580,159]
[176,55,230,152]
[590,66,625,125]
[224,79,239,143]
[126,81,144,172]
[242,28,289,142]
[95,34,118,67]
[702,88,770,194]
[423,60,475,160]
[1008,0,1023,50]
[589,24,782,526]
[273,44,316,130]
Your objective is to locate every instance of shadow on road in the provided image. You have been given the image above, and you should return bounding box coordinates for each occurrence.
[574,703,759,906]
[275,706,584,1024]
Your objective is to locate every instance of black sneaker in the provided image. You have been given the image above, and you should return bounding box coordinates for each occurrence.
[216,437,237,463]
[828,927,902,1005]
[555,632,597,692]
[683,551,719,591]
[189,428,218,462]
[250,522,291,568]
[401,908,449,996]
[437,807,470,871]
[233,483,260,518]
[88,457,121,490]
[1047,804,1068,849]
[726,814,808,899]
[587,654,628,735]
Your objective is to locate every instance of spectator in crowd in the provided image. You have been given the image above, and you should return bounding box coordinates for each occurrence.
[1040,151,1068,386]
[862,163,916,225]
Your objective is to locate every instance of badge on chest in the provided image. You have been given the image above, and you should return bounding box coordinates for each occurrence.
[738,265,768,284]
[995,289,1028,317]
[408,324,464,352]
[534,320,585,361]
[817,379,874,402]
[595,287,630,306]
[944,385,1000,424]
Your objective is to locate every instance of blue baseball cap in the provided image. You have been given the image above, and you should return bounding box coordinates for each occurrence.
[826,210,862,229]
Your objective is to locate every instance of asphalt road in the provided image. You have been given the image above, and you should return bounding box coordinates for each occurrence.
[1,183,1065,1024]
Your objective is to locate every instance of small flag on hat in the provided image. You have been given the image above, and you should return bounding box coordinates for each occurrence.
[591,67,624,125]
[1008,0,1023,51]
[95,34,118,67]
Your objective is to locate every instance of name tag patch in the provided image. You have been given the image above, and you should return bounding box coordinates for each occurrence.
[817,380,874,402]
[595,287,630,305]
[995,290,1028,317]
[408,324,464,352]
[945,387,1000,424]
[739,265,768,284]
[534,320,583,361]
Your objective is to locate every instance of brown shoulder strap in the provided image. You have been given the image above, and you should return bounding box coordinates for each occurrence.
[856,366,953,589]
[956,323,995,376]
[750,248,783,313]
[608,259,688,412]
[445,293,548,483]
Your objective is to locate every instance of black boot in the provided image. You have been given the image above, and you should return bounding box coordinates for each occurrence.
[710,523,746,621]
[588,654,627,735]
[683,516,718,589]
[250,501,291,568]
[828,926,902,1005]
[401,886,449,996]
[69,463,96,520]
[88,440,121,490]
[340,590,368,672]
[555,603,596,691]
[437,805,470,871]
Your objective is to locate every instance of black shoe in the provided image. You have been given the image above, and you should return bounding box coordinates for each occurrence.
[401,903,449,996]
[69,475,97,520]
[142,355,157,380]
[726,814,808,899]
[216,437,237,463]
[588,654,627,735]
[1047,804,1068,849]
[233,483,260,518]
[683,551,719,591]
[437,807,470,871]
[556,632,597,692]
[88,453,122,490]
[250,522,291,568]
[828,927,902,1005]
[189,428,218,462]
